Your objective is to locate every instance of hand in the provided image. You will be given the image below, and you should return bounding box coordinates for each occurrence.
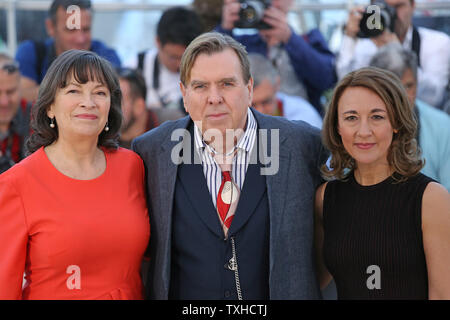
[259,6,292,47]
[345,6,365,38]
[221,0,241,30]
[371,29,400,47]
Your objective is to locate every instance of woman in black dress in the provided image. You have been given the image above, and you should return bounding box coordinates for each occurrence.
[315,67,450,299]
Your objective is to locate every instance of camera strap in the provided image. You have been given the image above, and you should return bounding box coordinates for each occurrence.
[137,50,185,111]
[152,54,184,111]
[153,53,161,93]
[137,51,146,72]
[152,54,173,108]
[136,51,164,107]
[411,26,421,67]
[138,51,169,108]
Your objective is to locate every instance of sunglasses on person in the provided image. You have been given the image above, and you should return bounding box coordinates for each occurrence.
[0,62,19,74]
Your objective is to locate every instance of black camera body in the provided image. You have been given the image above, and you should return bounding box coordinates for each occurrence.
[234,0,272,29]
[357,0,397,38]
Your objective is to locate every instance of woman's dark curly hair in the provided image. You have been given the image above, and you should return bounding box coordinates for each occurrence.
[26,49,122,154]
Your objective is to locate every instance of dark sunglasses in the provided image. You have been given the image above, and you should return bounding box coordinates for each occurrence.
[1,62,19,74]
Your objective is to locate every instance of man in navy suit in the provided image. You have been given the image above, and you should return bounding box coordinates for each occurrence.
[132,32,328,299]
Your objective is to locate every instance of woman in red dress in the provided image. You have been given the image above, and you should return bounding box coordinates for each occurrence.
[0,50,150,299]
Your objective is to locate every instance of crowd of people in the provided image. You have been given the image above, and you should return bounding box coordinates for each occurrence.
[0,0,449,300]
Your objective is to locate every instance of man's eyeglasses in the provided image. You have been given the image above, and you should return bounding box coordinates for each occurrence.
[0,62,19,74]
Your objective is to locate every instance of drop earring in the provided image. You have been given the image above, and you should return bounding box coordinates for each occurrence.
[104,122,109,132]
[49,117,55,128]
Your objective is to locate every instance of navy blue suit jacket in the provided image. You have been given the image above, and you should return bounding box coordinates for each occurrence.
[132,109,328,299]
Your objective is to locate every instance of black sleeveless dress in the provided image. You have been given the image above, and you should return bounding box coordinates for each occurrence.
[323,172,435,299]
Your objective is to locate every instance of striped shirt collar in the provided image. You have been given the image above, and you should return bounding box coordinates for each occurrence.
[193,108,257,157]
[192,108,258,209]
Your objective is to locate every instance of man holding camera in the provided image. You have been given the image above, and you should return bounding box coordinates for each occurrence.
[336,0,450,109]
[0,54,31,174]
[216,0,336,115]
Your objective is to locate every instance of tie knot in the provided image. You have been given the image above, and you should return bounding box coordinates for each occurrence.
[222,171,231,181]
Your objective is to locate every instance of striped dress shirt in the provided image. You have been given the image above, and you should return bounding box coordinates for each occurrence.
[193,109,258,209]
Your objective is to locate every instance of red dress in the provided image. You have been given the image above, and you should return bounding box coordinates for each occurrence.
[0,147,150,299]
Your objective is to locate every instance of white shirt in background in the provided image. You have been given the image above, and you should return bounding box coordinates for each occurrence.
[125,48,182,109]
[336,26,450,108]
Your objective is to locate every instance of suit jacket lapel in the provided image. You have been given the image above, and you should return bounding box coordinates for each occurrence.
[252,110,290,275]
[177,126,225,238]
[158,116,191,295]
[228,132,267,237]
[266,151,290,275]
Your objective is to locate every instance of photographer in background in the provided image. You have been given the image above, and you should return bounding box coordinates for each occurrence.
[248,53,322,128]
[193,0,224,32]
[336,0,450,109]
[0,54,31,174]
[216,0,336,115]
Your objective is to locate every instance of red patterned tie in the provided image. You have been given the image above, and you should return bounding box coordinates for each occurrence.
[216,170,240,237]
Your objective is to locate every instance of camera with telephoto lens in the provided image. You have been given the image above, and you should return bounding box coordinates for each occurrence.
[357,0,397,38]
[234,0,272,29]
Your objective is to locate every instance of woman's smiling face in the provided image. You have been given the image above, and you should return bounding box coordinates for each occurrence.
[47,73,111,141]
[337,86,395,167]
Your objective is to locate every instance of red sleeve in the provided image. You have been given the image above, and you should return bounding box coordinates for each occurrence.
[0,174,28,299]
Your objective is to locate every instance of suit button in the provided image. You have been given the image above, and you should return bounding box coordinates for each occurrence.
[224,290,231,298]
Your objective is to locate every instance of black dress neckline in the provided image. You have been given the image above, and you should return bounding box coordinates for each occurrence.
[349,170,397,191]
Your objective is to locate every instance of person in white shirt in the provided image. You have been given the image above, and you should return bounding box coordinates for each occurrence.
[336,0,450,109]
[125,7,203,110]
[248,53,322,129]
